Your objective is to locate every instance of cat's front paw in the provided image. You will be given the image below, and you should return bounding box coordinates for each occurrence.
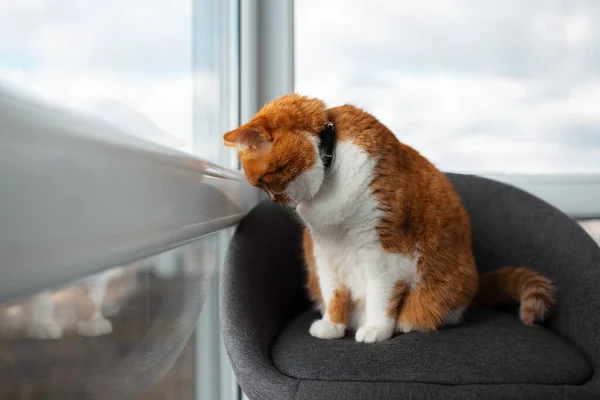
[309,319,345,339]
[355,325,394,343]
[27,322,63,340]
[77,318,113,337]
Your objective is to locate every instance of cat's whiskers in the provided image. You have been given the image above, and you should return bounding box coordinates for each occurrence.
[287,193,299,206]
[294,198,319,221]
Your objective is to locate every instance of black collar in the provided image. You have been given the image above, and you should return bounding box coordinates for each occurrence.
[319,122,335,170]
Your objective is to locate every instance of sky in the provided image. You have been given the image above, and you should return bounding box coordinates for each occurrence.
[296,0,600,173]
[0,0,195,151]
[1,0,599,173]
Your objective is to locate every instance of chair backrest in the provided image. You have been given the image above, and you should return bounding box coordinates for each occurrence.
[447,173,600,366]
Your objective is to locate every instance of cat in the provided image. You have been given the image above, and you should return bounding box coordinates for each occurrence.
[223,93,556,343]
[0,266,136,340]
[0,243,208,340]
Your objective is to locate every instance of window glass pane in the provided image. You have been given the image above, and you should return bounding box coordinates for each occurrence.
[1,0,241,398]
[295,1,600,173]
[0,236,216,399]
[0,0,193,152]
[134,331,196,400]
[193,0,240,166]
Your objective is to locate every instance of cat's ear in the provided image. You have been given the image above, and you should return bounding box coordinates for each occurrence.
[223,128,268,151]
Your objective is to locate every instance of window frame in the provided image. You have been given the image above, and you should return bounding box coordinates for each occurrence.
[0,84,261,302]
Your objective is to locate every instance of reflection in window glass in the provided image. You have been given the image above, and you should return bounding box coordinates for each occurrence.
[0,236,216,399]
[296,0,600,174]
[0,0,192,152]
[134,330,197,400]
[1,0,239,398]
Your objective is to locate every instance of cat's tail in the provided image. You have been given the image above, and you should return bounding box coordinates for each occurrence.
[473,267,556,326]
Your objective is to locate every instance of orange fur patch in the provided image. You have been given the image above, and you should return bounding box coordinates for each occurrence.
[303,228,323,307]
[386,280,408,317]
[328,289,350,325]
[474,267,556,326]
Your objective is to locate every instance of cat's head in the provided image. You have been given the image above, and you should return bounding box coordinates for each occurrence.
[223,93,329,204]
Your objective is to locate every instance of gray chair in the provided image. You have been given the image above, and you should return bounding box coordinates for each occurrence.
[221,174,600,400]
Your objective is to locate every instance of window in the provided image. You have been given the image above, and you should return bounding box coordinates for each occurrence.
[295,0,600,174]
[0,0,193,152]
[0,237,215,399]
[1,0,248,398]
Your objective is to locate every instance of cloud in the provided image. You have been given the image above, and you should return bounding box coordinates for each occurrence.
[296,0,600,173]
[297,0,600,80]
[3,0,599,173]
[0,0,199,154]
[0,0,191,76]
[0,65,197,153]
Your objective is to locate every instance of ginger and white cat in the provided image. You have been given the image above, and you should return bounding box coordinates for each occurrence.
[0,267,134,339]
[224,94,556,343]
[0,244,206,340]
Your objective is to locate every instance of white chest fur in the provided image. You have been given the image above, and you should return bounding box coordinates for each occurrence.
[296,141,419,329]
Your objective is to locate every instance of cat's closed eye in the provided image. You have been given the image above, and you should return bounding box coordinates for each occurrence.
[265,161,290,177]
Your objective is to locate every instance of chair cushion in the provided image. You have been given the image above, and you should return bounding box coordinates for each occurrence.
[271,309,592,385]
